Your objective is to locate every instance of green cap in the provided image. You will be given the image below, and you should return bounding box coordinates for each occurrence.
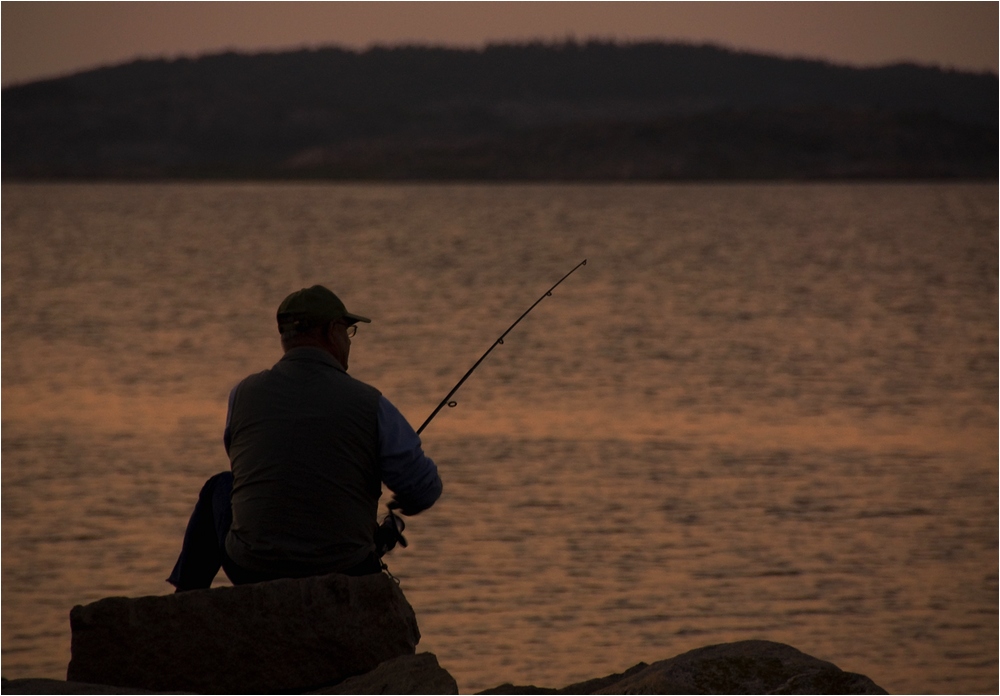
[276,285,371,334]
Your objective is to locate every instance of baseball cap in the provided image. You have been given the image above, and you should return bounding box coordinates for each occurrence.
[276,285,372,334]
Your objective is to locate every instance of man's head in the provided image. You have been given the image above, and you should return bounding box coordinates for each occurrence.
[276,285,371,369]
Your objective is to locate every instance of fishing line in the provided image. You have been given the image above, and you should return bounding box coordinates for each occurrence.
[416,259,587,435]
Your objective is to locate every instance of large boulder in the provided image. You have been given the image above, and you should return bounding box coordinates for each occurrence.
[480,640,888,694]
[67,571,420,694]
[5,654,456,695]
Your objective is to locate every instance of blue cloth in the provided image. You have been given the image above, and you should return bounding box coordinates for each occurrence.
[376,395,442,514]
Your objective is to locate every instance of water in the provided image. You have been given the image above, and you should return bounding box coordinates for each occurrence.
[2,182,997,693]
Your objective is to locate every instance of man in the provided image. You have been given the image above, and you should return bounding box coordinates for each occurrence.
[168,285,442,591]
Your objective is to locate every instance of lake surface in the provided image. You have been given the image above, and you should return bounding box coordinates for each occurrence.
[2,182,997,693]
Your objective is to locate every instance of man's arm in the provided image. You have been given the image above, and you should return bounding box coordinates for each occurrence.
[376,395,442,515]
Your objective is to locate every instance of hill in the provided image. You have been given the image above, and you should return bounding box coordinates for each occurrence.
[3,41,997,180]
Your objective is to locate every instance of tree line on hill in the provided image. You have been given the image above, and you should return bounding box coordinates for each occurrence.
[3,41,996,180]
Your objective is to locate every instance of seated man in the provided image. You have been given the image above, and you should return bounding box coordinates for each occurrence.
[168,285,442,590]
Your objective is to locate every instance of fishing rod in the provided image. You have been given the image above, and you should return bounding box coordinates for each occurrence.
[416,259,587,436]
[379,260,587,556]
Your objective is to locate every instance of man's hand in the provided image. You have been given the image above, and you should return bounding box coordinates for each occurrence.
[387,497,423,516]
[375,509,408,557]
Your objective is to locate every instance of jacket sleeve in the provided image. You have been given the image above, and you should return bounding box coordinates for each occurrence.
[376,395,443,515]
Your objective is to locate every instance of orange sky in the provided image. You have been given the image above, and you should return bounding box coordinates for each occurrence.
[2,1,997,86]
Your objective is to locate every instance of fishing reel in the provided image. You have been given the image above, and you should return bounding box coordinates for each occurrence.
[375,507,408,557]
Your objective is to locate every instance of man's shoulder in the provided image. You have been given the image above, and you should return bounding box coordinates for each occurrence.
[343,372,382,399]
[235,368,272,390]
[236,362,382,399]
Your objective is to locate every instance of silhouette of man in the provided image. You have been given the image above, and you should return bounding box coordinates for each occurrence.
[168,285,442,590]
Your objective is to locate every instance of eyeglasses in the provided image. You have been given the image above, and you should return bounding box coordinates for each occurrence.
[343,324,357,338]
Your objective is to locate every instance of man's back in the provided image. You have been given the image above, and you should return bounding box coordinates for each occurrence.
[225,346,383,576]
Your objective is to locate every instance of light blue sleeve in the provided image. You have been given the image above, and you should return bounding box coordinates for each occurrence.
[377,395,443,514]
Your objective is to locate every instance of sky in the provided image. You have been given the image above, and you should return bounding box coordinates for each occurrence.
[2,1,998,87]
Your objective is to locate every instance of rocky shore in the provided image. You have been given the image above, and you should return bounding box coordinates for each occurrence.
[0,642,890,695]
[1,572,889,694]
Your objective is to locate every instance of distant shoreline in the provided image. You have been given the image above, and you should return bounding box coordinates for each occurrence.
[4,41,995,181]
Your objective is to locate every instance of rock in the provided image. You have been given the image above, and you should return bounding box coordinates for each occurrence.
[311,652,459,694]
[600,641,887,694]
[0,677,185,694]
[67,571,420,694]
[478,641,887,694]
[3,654,458,695]
[557,663,651,695]
[480,664,650,695]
